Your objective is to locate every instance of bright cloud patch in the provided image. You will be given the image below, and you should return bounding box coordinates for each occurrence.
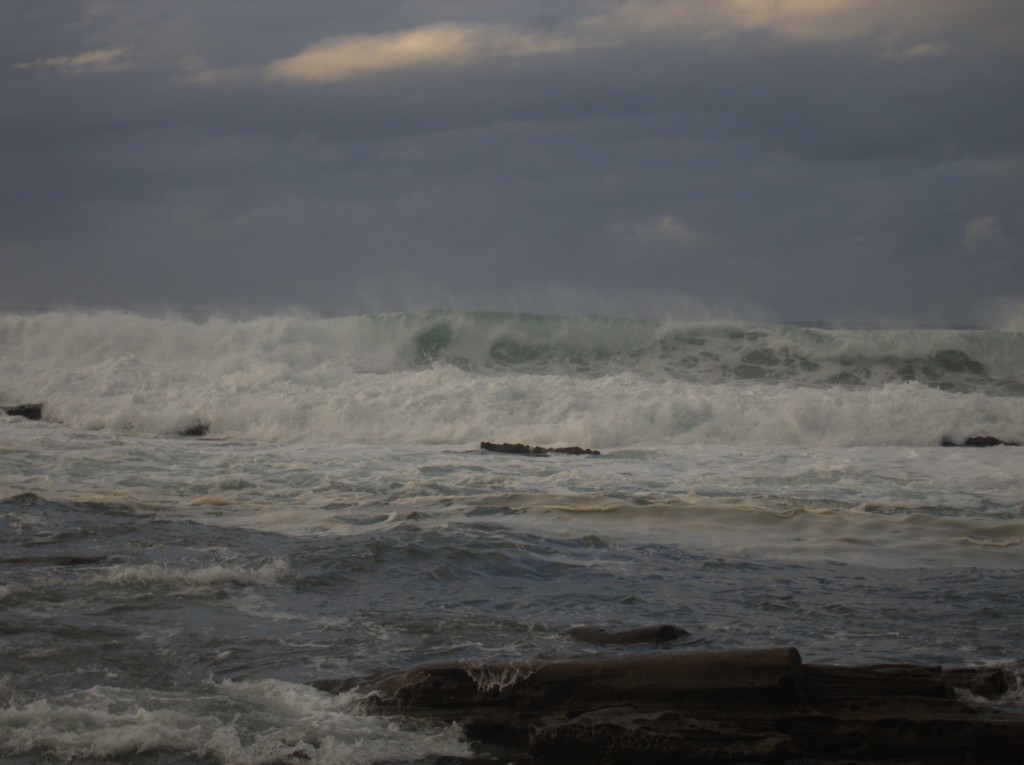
[609,215,710,257]
[584,0,1013,47]
[264,23,578,83]
[963,215,1011,254]
[197,0,1012,87]
[580,0,872,42]
[15,48,130,76]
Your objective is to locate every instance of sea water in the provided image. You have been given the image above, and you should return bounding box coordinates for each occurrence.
[1,310,1022,763]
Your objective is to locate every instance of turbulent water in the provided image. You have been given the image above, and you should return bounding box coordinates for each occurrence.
[2,310,1022,764]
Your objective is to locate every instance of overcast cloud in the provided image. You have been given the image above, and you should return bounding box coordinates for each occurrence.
[2,0,1022,323]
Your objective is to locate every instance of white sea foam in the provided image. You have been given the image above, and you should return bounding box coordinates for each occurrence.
[2,427,1020,568]
[463,659,538,692]
[4,363,1022,448]
[0,680,470,764]
[953,660,1024,711]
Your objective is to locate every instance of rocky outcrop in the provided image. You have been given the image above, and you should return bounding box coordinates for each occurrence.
[1,403,43,420]
[564,624,689,646]
[941,435,1021,447]
[313,647,1024,763]
[481,442,601,456]
[177,421,210,437]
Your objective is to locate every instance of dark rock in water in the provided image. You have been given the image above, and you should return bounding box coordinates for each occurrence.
[1,555,108,566]
[1,403,43,420]
[481,441,600,456]
[178,421,210,437]
[313,647,1024,763]
[480,442,544,455]
[961,435,1020,446]
[565,624,689,646]
[546,445,601,455]
[941,435,1021,447]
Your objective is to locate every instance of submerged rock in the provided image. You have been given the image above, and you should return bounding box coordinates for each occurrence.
[564,624,689,646]
[481,441,600,456]
[313,647,1024,763]
[1,555,108,566]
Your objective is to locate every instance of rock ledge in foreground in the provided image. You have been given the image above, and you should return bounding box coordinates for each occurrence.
[313,647,1024,763]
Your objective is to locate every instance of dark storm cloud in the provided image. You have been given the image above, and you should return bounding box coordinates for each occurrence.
[1,1,1021,323]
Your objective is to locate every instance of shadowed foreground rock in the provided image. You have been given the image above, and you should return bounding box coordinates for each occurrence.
[481,441,601,456]
[313,647,1024,763]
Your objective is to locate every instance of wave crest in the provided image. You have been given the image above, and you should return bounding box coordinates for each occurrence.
[91,559,290,589]
[2,310,1021,446]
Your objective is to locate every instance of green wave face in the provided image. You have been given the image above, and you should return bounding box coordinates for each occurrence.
[359,311,1024,394]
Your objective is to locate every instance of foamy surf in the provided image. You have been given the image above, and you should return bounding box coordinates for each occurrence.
[0,680,470,764]
[2,310,1021,445]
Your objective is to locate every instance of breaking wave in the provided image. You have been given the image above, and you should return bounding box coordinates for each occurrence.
[2,310,1021,446]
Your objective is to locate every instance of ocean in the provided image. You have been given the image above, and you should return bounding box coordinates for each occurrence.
[2,309,1022,764]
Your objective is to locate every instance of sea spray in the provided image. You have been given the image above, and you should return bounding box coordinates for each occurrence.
[3,309,1022,384]
[2,310,1022,446]
[464,659,538,693]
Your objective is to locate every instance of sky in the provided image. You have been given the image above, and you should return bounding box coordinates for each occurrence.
[2,0,1022,324]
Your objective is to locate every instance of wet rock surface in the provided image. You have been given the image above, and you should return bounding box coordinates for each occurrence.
[313,647,1024,763]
